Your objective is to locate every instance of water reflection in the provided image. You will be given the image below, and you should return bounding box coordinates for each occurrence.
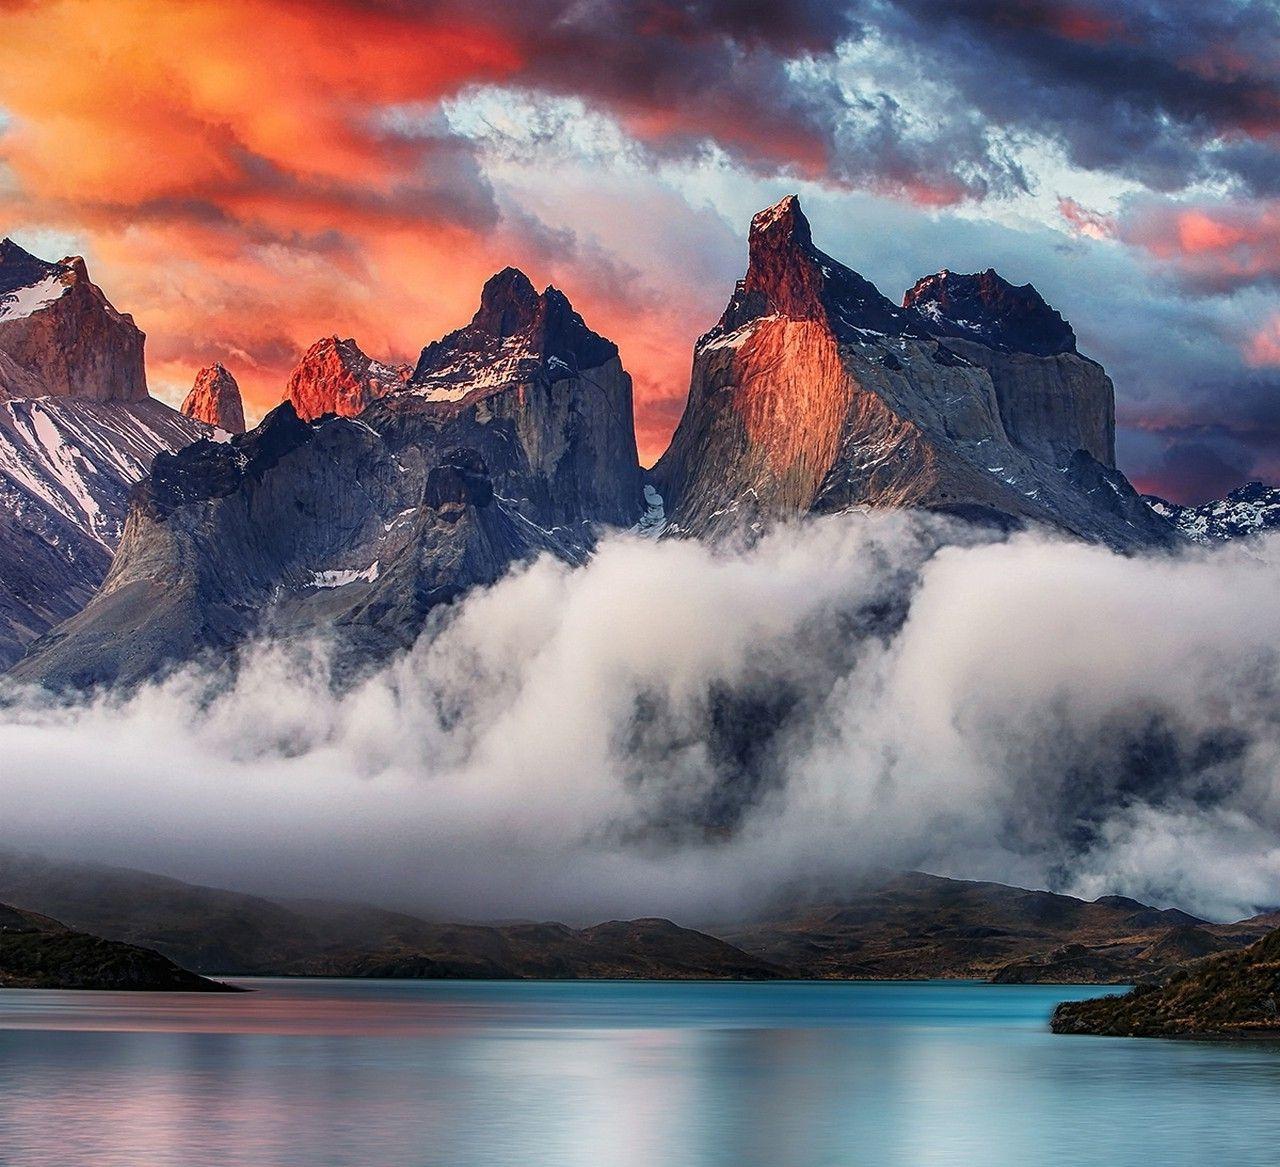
[1,980,1278,1167]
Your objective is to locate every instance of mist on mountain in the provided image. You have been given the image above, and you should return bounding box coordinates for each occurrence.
[3,514,1278,924]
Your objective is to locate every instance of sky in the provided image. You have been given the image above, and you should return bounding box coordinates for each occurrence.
[0,0,1277,502]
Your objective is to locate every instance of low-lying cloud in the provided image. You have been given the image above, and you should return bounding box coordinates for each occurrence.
[4,514,1280,924]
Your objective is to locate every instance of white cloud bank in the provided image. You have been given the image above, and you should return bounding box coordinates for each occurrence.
[3,513,1280,923]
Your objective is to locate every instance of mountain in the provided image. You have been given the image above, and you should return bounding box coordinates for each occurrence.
[284,335,409,421]
[0,238,145,403]
[0,240,207,668]
[1146,481,1280,543]
[0,900,232,991]
[720,871,1259,982]
[652,196,1175,548]
[181,362,246,433]
[9,270,644,689]
[1051,925,1280,1037]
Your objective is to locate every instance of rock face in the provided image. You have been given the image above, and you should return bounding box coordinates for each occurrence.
[0,239,207,667]
[1146,481,1280,543]
[0,239,147,403]
[10,274,645,689]
[904,268,1114,467]
[181,363,246,433]
[284,335,409,420]
[0,397,206,667]
[652,196,1171,548]
[407,267,643,529]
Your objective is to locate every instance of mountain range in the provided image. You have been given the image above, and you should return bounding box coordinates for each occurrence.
[8,196,1266,689]
[0,849,1271,986]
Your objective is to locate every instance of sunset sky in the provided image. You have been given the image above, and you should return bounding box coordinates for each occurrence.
[1,0,1277,500]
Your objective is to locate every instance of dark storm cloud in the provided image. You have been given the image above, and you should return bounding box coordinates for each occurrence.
[866,0,1280,194]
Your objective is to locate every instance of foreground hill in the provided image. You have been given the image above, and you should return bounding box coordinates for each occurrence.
[0,901,232,991]
[0,851,781,979]
[279,918,787,980]
[1052,927,1280,1038]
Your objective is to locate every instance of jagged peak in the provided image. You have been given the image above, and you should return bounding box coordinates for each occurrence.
[749,194,812,247]
[904,267,1077,356]
[0,237,62,297]
[413,268,617,392]
[183,362,246,433]
[714,195,914,340]
[472,266,540,337]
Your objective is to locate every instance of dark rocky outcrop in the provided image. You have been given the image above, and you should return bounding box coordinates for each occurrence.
[284,335,409,421]
[1051,926,1280,1037]
[652,196,1172,549]
[10,274,645,690]
[181,362,246,433]
[0,900,233,991]
[0,239,146,403]
[409,266,642,530]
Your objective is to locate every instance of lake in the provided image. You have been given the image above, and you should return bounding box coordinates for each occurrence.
[1,978,1278,1166]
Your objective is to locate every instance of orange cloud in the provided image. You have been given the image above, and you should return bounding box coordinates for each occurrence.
[0,0,855,461]
[1118,199,1280,291]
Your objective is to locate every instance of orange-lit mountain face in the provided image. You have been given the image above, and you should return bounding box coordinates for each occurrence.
[182,363,246,433]
[652,197,1167,548]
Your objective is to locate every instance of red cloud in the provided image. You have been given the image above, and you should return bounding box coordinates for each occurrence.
[1117,199,1280,291]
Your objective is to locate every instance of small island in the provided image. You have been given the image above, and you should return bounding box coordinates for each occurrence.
[1052,927,1280,1038]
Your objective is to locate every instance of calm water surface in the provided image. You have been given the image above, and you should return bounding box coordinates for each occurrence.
[1,978,1278,1167]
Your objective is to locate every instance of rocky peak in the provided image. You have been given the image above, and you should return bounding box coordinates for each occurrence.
[717,195,916,341]
[0,240,146,402]
[411,269,617,398]
[284,335,409,421]
[0,238,62,298]
[471,267,541,337]
[181,363,246,433]
[904,268,1077,357]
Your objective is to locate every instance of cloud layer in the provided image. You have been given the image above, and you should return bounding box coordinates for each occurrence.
[5,515,1280,924]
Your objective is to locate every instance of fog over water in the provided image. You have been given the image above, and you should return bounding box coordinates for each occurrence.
[3,513,1280,923]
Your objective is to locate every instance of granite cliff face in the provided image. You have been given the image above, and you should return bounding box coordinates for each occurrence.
[10,274,644,689]
[0,239,146,403]
[652,196,1170,548]
[406,267,643,530]
[904,268,1114,468]
[284,335,409,421]
[0,241,206,668]
[181,363,246,433]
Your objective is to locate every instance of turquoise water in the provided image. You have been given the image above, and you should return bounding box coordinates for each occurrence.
[1,978,1279,1166]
